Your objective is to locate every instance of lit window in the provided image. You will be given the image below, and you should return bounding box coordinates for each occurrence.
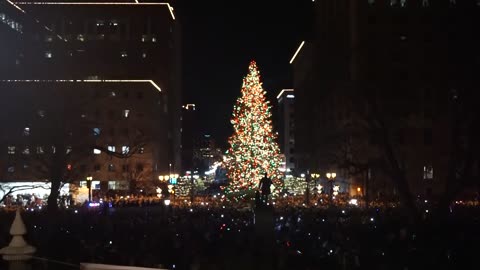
[108,164,115,172]
[44,36,53,42]
[107,145,116,152]
[142,52,147,58]
[123,109,130,118]
[110,91,116,97]
[7,166,14,173]
[92,181,100,190]
[51,146,56,153]
[423,166,433,180]
[152,36,157,43]
[23,127,30,136]
[108,181,117,190]
[400,0,406,7]
[45,51,52,58]
[93,128,101,136]
[390,0,397,5]
[122,146,130,154]
[22,147,30,155]
[7,146,15,155]
[139,147,145,154]
[141,35,147,42]
[37,110,46,118]
[66,146,72,154]
[93,148,101,155]
[422,0,429,7]
[77,34,85,41]
[120,51,128,58]
[79,181,87,188]
[36,146,44,154]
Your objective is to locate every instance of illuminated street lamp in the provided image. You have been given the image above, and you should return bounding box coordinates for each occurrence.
[159,175,164,181]
[86,176,93,202]
[326,172,337,198]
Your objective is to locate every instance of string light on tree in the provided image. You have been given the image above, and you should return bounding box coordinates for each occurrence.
[225,60,282,197]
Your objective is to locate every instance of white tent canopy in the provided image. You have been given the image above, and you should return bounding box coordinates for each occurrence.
[0,182,70,201]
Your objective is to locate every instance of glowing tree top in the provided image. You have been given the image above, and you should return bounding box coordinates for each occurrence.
[225,61,282,195]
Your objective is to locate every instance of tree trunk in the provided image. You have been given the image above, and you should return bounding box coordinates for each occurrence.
[47,179,61,212]
[364,169,370,209]
[394,173,421,224]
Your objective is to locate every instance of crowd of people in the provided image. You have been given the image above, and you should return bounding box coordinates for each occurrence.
[0,199,479,270]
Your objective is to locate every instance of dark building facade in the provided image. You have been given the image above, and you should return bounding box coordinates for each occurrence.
[0,1,181,193]
[276,89,296,174]
[293,0,479,197]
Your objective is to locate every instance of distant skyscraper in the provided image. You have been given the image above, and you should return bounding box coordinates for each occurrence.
[181,104,199,174]
[277,89,295,174]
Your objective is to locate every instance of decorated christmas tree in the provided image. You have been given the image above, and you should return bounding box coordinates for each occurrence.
[225,61,282,197]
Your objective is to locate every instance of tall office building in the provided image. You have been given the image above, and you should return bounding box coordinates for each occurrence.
[0,1,181,193]
[277,89,295,174]
[181,103,199,175]
[292,0,478,197]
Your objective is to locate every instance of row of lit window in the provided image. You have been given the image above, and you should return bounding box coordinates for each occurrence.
[78,181,129,190]
[368,0,480,6]
[90,163,145,172]
[35,108,147,123]
[0,13,23,34]
[45,51,149,59]
[6,145,143,155]
[45,33,158,42]
[5,163,145,174]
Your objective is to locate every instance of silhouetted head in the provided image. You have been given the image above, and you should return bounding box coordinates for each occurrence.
[264,173,268,178]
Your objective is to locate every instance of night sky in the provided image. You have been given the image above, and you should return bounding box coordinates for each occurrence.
[174,0,313,148]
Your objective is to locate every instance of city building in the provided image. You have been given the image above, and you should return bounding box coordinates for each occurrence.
[276,89,295,174]
[181,103,199,175]
[0,1,181,194]
[194,134,223,176]
[292,0,478,198]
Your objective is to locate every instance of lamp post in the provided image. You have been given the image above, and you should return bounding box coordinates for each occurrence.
[305,170,311,206]
[326,172,336,202]
[310,173,320,202]
[86,176,93,202]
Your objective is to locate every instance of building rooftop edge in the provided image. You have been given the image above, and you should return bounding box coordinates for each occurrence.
[277,89,294,100]
[13,1,176,20]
